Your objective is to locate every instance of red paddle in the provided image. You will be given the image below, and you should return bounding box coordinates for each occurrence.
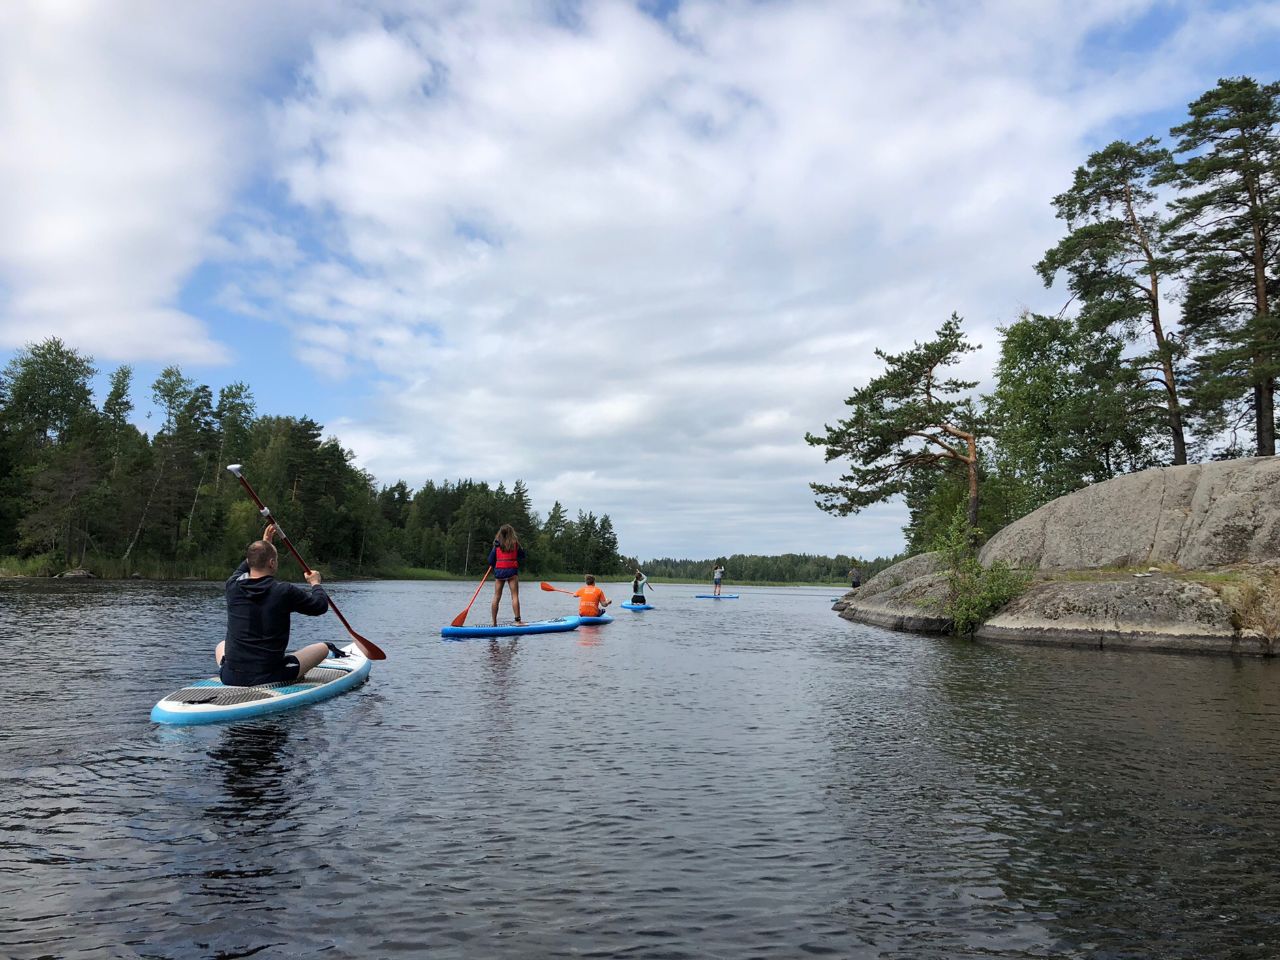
[227,465,386,661]
[452,567,492,627]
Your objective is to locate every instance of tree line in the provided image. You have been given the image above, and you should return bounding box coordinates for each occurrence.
[0,342,868,584]
[638,553,903,585]
[0,341,627,579]
[808,76,1280,551]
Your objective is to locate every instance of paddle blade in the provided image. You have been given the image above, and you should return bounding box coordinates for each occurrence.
[540,581,557,591]
[353,635,387,660]
[450,609,469,627]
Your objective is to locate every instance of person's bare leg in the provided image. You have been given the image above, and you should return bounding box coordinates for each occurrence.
[491,579,506,626]
[215,640,225,665]
[290,642,331,678]
[510,577,522,622]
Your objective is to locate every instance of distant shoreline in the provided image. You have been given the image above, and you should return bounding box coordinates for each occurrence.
[0,569,851,589]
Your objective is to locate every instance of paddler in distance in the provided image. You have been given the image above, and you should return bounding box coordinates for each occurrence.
[217,523,336,686]
[630,567,652,605]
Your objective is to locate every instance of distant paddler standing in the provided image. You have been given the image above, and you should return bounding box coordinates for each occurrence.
[488,524,527,626]
[712,562,725,596]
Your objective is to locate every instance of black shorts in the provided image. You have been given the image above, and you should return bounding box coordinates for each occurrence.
[219,654,301,687]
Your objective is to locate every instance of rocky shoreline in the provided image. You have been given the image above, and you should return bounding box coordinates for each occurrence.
[835,457,1280,657]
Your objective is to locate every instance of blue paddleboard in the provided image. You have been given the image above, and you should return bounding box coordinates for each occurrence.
[151,643,371,725]
[578,613,614,625]
[441,616,581,639]
[620,603,654,610]
[695,594,739,599]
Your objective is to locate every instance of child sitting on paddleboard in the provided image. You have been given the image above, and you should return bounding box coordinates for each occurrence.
[488,524,526,626]
[630,568,651,605]
[574,574,611,617]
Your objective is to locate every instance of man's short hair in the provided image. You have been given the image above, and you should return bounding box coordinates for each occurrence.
[246,539,278,570]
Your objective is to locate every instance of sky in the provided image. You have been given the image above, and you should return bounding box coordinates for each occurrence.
[1,0,1278,562]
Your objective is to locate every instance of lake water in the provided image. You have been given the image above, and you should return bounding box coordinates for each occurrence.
[2,578,1279,959]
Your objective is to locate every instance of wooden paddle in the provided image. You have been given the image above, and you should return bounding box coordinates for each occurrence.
[226,464,387,661]
[452,567,492,627]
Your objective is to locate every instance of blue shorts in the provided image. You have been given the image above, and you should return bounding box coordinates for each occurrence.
[494,569,519,581]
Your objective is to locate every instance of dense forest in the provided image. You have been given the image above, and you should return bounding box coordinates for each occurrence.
[809,76,1280,554]
[0,346,631,580]
[640,553,902,585]
[0,346,872,583]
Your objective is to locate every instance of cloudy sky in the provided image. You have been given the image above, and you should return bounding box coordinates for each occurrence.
[1,1,1277,561]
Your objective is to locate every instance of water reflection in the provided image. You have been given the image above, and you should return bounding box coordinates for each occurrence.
[205,721,294,827]
[6,579,1280,958]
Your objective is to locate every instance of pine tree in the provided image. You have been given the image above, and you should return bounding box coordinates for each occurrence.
[1037,138,1187,463]
[1160,77,1280,455]
[806,313,983,526]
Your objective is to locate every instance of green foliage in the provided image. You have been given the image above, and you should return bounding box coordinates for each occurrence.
[1037,137,1187,463]
[902,462,1030,555]
[637,552,903,585]
[0,338,627,580]
[807,313,984,526]
[984,312,1161,510]
[1160,77,1280,456]
[932,508,1029,637]
[819,75,1280,555]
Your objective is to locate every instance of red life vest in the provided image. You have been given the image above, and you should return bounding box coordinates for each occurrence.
[495,543,520,572]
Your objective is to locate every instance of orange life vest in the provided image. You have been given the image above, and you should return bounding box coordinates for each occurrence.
[574,585,606,616]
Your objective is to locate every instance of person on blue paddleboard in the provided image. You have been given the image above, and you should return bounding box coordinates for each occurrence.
[712,562,725,596]
[630,568,652,605]
[574,574,612,616]
[217,524,335,687]
[488,523,527,626]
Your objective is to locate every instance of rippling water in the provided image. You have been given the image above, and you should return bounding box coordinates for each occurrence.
[2,578,1279,959]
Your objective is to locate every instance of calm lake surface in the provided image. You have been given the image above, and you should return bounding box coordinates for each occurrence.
[2,578,1279,959]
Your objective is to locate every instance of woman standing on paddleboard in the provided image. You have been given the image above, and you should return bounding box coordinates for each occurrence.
[488,524,527,626]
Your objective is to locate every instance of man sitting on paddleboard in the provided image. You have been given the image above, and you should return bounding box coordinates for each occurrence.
[217,524,334,686]
[574,575,612,616]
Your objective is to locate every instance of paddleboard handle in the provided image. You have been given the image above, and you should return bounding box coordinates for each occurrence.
[226,464,244,477]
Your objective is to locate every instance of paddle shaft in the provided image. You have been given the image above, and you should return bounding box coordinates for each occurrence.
[226,465,386,660]
[452,567,492,627]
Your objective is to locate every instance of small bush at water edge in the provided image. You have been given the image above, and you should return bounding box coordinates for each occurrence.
[933,509,1029,637]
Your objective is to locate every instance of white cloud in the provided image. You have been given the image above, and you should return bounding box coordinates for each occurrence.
[0,0,345,361]
[238,0,1280,557]
[2,0,1276,558]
